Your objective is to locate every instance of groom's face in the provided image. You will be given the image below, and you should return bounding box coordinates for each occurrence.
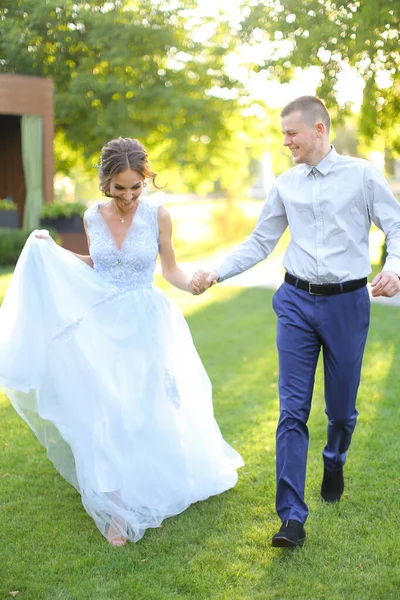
[281,111,319,165]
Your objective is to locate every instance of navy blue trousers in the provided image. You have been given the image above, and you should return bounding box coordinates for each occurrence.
[272,282,370,524]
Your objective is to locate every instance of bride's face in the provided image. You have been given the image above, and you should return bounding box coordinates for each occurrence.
[110,169,145,210]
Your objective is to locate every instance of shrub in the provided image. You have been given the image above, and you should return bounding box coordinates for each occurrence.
[0,199,18,211]
[0,228,60,267]
[40,202,87,220]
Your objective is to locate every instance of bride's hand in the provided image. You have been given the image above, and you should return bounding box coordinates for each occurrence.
[189,270,206,295]
[34,229,51,240]
[190,270,218,295]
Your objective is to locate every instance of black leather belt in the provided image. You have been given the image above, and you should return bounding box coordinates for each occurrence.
[284,272,367,296]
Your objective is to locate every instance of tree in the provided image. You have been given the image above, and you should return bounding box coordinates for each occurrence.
[239,0,400,152]
[0,0,261,193]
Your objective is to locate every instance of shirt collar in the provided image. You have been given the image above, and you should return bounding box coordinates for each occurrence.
[303,145,338,176]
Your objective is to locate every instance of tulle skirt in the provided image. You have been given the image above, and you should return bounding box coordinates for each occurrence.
[0,234,243,542]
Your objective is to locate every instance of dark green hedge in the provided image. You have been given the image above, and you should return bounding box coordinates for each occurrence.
[40,202,86,219]
[0,200,18,211]
[0,228,59,267]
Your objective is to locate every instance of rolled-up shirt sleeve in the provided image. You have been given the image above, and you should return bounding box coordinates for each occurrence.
[365,165,400,276]
[216,185,288,282]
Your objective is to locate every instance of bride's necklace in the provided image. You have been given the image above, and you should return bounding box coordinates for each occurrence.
[113,199,136,224]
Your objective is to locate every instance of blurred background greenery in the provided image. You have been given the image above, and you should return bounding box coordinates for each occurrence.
[1,0,399,198]
[1,8,400,596]
[0,0,399,266]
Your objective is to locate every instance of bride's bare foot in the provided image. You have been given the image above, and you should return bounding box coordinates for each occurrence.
[110,537,126,547]
[107,522,127,547]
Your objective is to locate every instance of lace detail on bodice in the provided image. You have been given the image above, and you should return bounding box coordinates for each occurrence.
[84,199,159,290]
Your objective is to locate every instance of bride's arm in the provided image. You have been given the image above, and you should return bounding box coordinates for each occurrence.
[34,219,94,268]
[72,220,93,267]
[158,206,201,294]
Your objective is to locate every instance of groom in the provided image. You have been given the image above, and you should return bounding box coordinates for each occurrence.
[194,96,400,547]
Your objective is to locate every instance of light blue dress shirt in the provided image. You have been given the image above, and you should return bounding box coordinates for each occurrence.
[217,147,400,284]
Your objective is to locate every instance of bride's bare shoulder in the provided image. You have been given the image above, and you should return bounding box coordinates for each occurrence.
[97,200,112,217]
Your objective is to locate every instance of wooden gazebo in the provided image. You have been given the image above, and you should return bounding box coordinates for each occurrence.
[0,74,54,227]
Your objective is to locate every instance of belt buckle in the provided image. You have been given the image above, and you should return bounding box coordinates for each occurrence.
[309,282,323,296]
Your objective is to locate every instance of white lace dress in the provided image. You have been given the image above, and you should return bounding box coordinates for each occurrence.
[0,199,243,542]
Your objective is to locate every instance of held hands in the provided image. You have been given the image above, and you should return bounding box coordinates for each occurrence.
[370,271,400,297]
[189,269,219,295]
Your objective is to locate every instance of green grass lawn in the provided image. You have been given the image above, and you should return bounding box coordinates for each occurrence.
[1,280,399,599]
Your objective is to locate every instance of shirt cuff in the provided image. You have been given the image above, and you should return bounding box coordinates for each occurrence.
[214,263,231,283]
[382,258,400,277]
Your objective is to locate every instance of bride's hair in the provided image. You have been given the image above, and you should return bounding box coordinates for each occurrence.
[98,137,160,197]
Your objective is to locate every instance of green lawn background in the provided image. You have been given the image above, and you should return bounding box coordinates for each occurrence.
[0,223,399,599]
[1,278,399,599]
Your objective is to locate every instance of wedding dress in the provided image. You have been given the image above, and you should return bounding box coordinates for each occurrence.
[0,199,243,542]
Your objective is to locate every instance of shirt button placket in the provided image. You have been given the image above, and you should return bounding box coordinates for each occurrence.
[312,168,322,281]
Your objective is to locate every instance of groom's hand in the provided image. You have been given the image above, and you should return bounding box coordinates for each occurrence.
[371,271,400,297]
[191,269,219,295]
[205,270,218,288]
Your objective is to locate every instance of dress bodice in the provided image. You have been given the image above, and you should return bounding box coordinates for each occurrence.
[84,199,159,290]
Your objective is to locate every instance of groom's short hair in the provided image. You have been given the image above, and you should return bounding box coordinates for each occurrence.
[281,96,331,133]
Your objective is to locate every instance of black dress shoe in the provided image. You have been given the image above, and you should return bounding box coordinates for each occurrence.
[272,520,306,548]
[321,467,344,502]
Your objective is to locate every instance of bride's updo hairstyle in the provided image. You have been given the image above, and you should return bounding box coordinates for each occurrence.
[98,137,159,198]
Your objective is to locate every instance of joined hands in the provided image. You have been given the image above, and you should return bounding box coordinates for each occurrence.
[189,269,219,295]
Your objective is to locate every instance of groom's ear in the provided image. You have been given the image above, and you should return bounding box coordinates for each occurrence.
[315,121,326,136]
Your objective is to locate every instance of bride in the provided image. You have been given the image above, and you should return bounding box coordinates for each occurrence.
[0,137,243,546]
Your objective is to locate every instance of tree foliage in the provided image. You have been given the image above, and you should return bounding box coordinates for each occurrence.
[0,0,268,193]
[239,0,400,152]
